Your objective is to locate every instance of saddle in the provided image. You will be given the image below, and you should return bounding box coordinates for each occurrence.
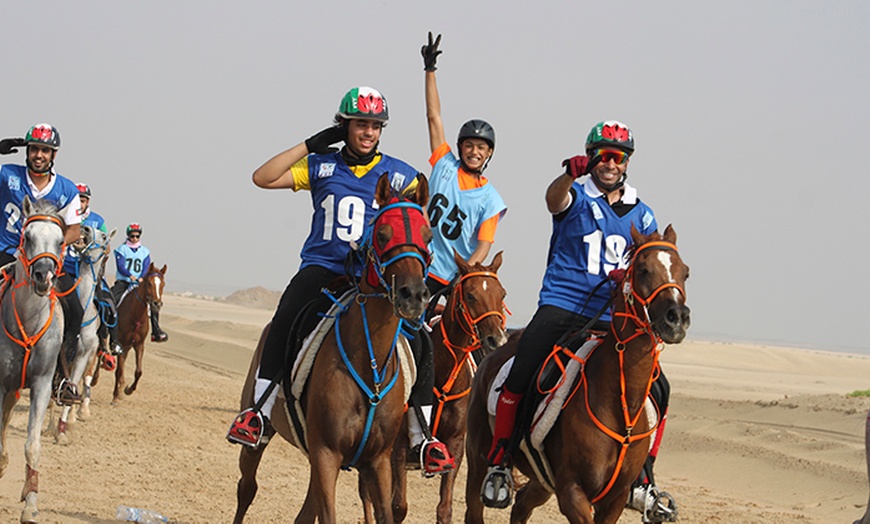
[280,286,417,454]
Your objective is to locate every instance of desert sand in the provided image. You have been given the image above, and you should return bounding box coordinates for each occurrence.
[0,293,868,523]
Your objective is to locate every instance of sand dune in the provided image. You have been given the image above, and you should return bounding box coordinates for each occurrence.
[0,293,867,523]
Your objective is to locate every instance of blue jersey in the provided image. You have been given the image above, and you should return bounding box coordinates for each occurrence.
[300,152,419,275]
[63,209,107,276]
[0,164,79,255]
[538,177,657,322]
[114,244,151,283]
[427,151,506,282]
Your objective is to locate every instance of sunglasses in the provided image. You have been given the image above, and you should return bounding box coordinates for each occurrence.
[591,148,630,165]
[129,234,140,239]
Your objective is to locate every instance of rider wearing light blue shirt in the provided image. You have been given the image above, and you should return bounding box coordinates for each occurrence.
[112,223,167,342]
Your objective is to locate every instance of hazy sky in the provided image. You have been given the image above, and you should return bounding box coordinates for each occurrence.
[4,2,869,353]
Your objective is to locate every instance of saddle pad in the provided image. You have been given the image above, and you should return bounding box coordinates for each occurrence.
[283,291,417,455]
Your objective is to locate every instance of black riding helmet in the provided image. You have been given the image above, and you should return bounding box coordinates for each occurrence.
[456,119,495,174]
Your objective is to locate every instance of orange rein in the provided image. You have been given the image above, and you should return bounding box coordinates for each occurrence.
[2,214,67,398]
[431,271,509,435]
[554,240,683,505]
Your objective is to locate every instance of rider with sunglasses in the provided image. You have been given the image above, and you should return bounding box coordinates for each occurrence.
[112,223,169,342]
[482,121,677,522]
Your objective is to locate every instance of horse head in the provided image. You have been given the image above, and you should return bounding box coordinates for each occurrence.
[141,263,167,310]
[79,225,117,266]
[622,224,691,344]
[18,196,66,296]
[452,249,509,354]
[362,173,432,320]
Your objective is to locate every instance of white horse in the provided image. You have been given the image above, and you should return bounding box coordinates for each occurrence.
[0,197,67,523]
[55,224,116,445]
[856,407,870,524]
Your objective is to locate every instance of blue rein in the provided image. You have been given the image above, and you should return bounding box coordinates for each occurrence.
[331,199,429,470]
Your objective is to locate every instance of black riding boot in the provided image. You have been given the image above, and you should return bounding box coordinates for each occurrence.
[149,306,168,342]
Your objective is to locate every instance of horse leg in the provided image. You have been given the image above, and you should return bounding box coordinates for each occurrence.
[294,483,318,524]
[359,473,375,524]
[436,432,465,524]
[124,342,144,396]
[463,423,489,524]
[359,452,395,524]
[112,350,127,404]
[549,482,594,524]
[21,377,52,523]
[78,374,93,420]
[390,418,409,523]
[307,448,342,524]
[54,405,72,446]
[0,390,17,478]
[507,479,556,523]
[233,443,268,524]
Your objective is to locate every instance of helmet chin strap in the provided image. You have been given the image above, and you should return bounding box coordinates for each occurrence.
[593,172,628,193]
[26,159,53,175]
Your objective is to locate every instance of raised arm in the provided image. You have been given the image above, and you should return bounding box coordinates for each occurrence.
[422,32,446,153]
[252,125,346,190]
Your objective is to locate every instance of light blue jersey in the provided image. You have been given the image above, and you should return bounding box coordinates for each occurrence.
[538,177,657,322]
[114,244,151,283]
[427,151,506,282]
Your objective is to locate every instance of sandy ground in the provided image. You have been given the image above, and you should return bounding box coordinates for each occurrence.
[0,293,869,523]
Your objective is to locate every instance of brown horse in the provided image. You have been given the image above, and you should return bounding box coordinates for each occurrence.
[110,263,166,403]
[233,174,432,524]
[464,225,690,524]
[387,250,509,523]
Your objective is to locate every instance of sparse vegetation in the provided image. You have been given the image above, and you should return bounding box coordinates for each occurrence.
[849,389,870,398]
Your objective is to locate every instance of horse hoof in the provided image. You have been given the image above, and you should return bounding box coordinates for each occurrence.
[55,432,70,447]
[78,404,91,420]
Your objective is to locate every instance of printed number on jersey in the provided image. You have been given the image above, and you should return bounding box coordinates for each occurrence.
[428,194,467,241]
[583,230,628,275]
[321,194,365,242]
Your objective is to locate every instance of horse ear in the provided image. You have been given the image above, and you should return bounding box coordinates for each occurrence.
[160,264,167,274]
[375,173,392,207]
[107,228,118,243]
[630,223,644,246]
[488,250,504,273]
[413,173,429,208]
[22,195,33,218]
[454,249,470,274]
[662,224,677,245]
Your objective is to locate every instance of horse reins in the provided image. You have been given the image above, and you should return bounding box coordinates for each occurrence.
[3,214,66,398]
[431,271,508,435]
[559,240,684,505]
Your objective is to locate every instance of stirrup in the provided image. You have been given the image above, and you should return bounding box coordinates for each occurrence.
[54,378,82,406]
[627,484,678,523]
[227,408,272,448]
[110,341,124,356]
[421,439,455,478]
[98,350,117,372]
[480,465,513,509]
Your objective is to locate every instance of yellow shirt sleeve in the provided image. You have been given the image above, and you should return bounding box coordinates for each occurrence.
[291,157,310,191]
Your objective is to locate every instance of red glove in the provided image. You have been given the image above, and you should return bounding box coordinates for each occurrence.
[562,154,602,179]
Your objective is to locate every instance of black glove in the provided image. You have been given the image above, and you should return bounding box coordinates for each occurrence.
[304,126,346,155]
[0,137,26,156]
[421,32,442,72]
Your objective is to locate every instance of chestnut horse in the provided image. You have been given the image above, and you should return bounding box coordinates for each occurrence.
[233,174,432,524]
[110,263,166,403]
[387,250,509,523]
[0,198,67,523]
[465,225,690,524]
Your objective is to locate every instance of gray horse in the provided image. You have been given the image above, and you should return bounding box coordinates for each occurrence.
[55,224,116,444]
[0,197,67,523]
